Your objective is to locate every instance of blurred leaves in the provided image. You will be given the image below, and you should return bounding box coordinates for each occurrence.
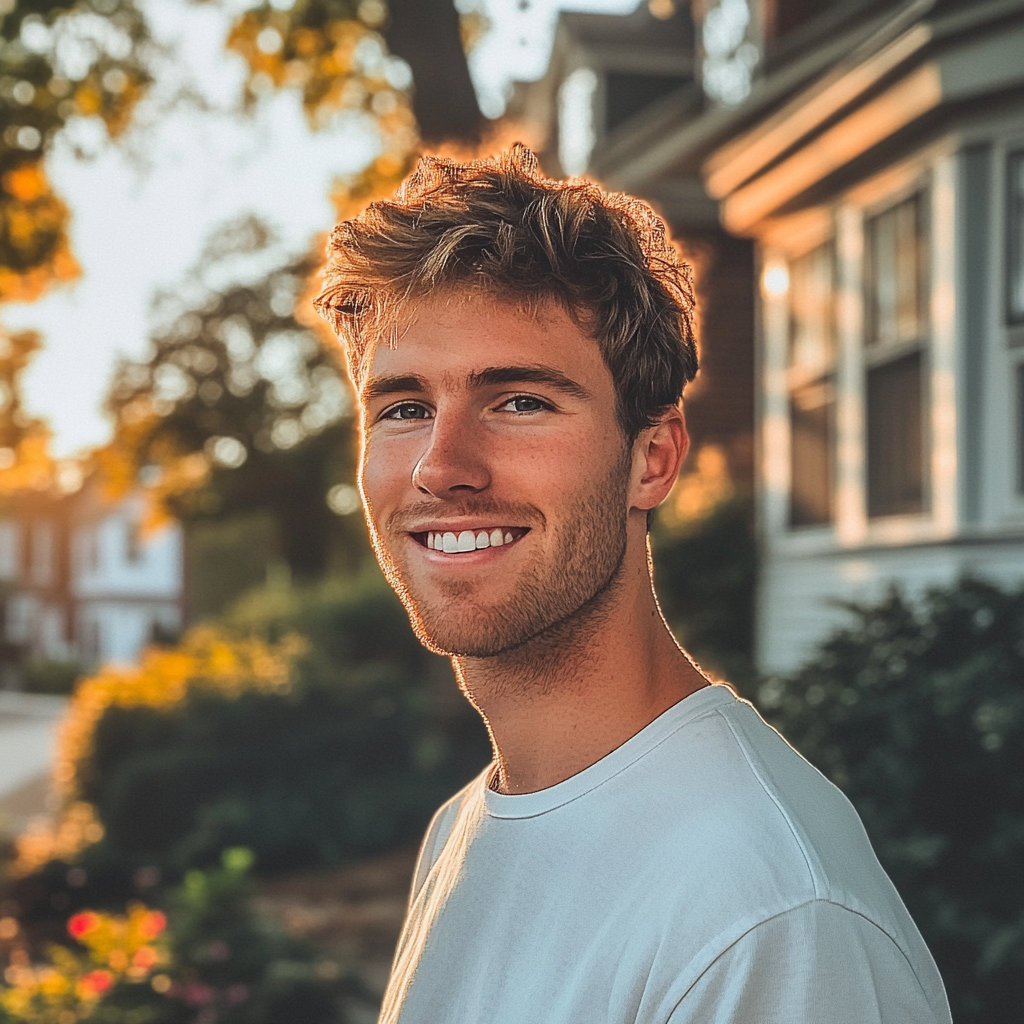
[11,571,489,887]
[226,0,418,190]
[1,852,349,1023]
[0,0,150,303]
[651,445,756,684]
[100,216,362,577]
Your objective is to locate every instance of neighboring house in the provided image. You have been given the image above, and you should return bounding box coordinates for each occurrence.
[0,480,184,680]
[70,484,184,668]
[517,0,1024,672]
[508,3,757,491]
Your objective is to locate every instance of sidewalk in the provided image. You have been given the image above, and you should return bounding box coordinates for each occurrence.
[0,692,68,837]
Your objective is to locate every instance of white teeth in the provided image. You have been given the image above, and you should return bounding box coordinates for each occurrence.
[424,528,518,552]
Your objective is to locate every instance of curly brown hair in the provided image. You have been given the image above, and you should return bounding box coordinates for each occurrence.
[314,144,698,441]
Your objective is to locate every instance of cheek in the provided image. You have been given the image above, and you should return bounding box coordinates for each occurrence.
[358,436,402,512]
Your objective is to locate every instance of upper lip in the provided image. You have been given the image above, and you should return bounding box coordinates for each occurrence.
[406,521,526,533]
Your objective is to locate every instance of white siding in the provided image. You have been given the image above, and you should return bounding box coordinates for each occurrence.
[72,496,182,601]
[758,541,1024,672]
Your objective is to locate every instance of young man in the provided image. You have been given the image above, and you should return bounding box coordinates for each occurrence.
[316,146,950,1024]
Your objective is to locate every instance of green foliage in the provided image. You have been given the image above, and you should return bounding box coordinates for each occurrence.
[145,848,351,1024]
[2,849,353,1023]
[650,495,757,686]
[71,571,489,877]
[0,0,149,300]
[21,658,81,695]
[759,579,1024,1024]
[184,512,283,624]
[103,218,365,579]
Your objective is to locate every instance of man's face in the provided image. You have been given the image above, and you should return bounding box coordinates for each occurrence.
[357,294,634,658]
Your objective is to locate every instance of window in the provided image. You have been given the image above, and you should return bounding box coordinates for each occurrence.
[1009,151,1024,324]
[0,521,19,580]
[125,519,142,563]
[1017,364,1024,494]
[30,522,55,586]
[864,194,928,517]
[867,352,925,516]
[788,243,835,526]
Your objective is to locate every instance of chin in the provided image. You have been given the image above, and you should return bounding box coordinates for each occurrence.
[403,595,544,659]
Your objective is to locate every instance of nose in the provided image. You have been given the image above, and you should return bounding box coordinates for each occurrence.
[412,412,491,497]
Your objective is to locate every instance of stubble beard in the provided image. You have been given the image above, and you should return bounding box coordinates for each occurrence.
[370,457,632,660]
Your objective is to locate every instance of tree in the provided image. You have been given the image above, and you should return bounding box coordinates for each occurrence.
[101,216,365,580]
[225,0,482,213]
[0,0,150,303]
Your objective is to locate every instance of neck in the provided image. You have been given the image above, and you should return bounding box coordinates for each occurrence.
[453,536,709,795]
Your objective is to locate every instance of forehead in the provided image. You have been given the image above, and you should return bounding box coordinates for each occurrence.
[361,293,608,388]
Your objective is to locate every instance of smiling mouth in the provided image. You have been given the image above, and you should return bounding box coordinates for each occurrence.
[413,527,529,553]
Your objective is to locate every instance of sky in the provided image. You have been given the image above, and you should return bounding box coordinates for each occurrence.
[3,0,640,458]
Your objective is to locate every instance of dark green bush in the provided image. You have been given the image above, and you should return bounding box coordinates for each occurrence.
[67,571,489,879]
[651,495,757,686]
[21,659,82,696]
[760,579,1024,1024]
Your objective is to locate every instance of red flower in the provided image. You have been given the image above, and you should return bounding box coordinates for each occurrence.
[80,969,114,995]
[67,912,100,939]
[139,910,167,939]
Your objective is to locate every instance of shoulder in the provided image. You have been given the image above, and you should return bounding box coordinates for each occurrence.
[684,693,890,902]
[660,693,946,998]
[408,767,490,904]
[668,899,951,1024]
[640,691,926,949]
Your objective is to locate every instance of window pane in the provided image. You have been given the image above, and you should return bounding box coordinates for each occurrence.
[789,244,834,380]
[867,351,925,517]
[1017,364,1024,492]
[788,243,835,526]
[1009,152,1024,324]
[790,379,834,526]
[867,195,925,348]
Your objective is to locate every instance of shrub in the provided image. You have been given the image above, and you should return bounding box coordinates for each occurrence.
[1,849,350,1024]
[651,492,757,687]
[13,570,489,887]
[21,662,82,697]
[759,579,1024,1024]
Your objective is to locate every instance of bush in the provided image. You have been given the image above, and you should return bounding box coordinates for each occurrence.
[651,494,757,686]
[21,661,82,697]
[759,579,1024,1024]
[13,570,489,886]
[1,849,351,1024]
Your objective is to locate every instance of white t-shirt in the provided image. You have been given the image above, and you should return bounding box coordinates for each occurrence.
[380,684,951,1024]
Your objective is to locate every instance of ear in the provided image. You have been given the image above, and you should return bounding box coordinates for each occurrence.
[629,405,689,511]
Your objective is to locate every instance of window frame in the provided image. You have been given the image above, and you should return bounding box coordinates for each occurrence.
[862,189,931,520]
[1007,148,1024,327]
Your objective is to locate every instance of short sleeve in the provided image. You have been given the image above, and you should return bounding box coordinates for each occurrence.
[667,901,951,1024]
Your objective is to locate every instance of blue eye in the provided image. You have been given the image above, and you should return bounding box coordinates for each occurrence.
[503,396,549,413]
[384,403,431,420]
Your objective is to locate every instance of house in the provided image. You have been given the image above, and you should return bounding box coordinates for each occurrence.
[507,3,757,492]
[0,479,184,681]
[514,0,1024,672]
[69,483,184,668]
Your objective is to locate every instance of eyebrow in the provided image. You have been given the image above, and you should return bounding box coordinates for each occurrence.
[361,366,594,403]
[360,374,429,401]
[467,365,594,401]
